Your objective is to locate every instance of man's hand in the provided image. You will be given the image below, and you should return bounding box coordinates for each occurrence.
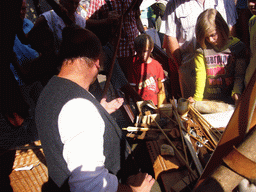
[126,172,155,192]
[100,97,124,114]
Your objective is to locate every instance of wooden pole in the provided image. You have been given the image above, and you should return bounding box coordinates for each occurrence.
[153,119,198,179]
[170,99,188,161]
[194,126,256,192]
[102,0,140,98]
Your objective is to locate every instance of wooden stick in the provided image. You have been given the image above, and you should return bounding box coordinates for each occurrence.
[153,119,198,179]
[190,111,219,141]
[157,109,178,125]
[102,16,123,98]
[182,131,204,175]
[189,105,220,143]
[189,105,221,138]
[195,118,219,147]
[102,0,141,98]
[187,132,214,152]
[196,116,221,141]
[170,101,205,175]
[189,105,213,128]
[170,99,189,162]
[184,119,215,151]
[122,127,172,132]
[190,113,217,149]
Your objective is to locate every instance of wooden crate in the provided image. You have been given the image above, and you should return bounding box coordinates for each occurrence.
[9,141,48,192]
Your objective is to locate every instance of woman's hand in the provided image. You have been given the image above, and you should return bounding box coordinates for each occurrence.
[100,97,124,114]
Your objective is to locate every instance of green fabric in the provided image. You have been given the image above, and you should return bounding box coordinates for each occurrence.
[194,52,206,101]
[214,37,240,52]
[147,7,156,19]
[245,15,256,86]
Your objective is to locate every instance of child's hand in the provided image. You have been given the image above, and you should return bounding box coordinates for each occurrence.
[232,93,240,106]
[188,97,195,103]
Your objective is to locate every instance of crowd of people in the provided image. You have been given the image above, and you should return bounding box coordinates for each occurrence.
[0,0,256,191]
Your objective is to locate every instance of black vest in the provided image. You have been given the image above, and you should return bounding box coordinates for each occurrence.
[36,76,129,187]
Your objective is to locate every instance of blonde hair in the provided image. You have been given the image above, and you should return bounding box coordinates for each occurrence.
[195,9,230,49]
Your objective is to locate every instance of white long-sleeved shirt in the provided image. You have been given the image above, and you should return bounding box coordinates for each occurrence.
[58,98,118,192]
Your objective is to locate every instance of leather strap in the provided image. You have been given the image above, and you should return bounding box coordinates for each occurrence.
[223,146,256,180]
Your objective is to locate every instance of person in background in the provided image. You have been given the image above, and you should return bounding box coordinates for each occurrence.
[35,26,155,191]
[244,0,256,87]
[160,0,237,99]
[235,0,252,61]
[150,0,168,46]
[2,0,40,145]
[29,0,142,114]
[1,0,33,190]
[86,0,144,78]
[127,34,165,106]
[11,0,39,85]
[139,0,156,29]
[76,0,89,19]
[139,0,162,48]
[32,0,85,54]
[189,9,246,105]
[26,0,85,86]
[0,0,39,151]
[11,0,43,106]
[86,0,144,104]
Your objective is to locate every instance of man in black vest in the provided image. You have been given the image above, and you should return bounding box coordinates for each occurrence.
[35,27,155,191]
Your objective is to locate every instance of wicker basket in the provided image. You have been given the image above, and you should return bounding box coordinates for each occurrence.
[9,140,48,192]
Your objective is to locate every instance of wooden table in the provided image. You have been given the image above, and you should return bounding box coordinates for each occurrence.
[146,138,196,192]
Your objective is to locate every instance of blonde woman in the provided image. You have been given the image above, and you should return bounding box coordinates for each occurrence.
[189,9,247,105]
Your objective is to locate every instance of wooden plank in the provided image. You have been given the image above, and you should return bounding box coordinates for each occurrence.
[146,140,196,192]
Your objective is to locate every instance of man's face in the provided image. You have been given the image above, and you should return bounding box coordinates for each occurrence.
[80,57,101,85]
[91,59,101,85]
[248,0,256,15]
